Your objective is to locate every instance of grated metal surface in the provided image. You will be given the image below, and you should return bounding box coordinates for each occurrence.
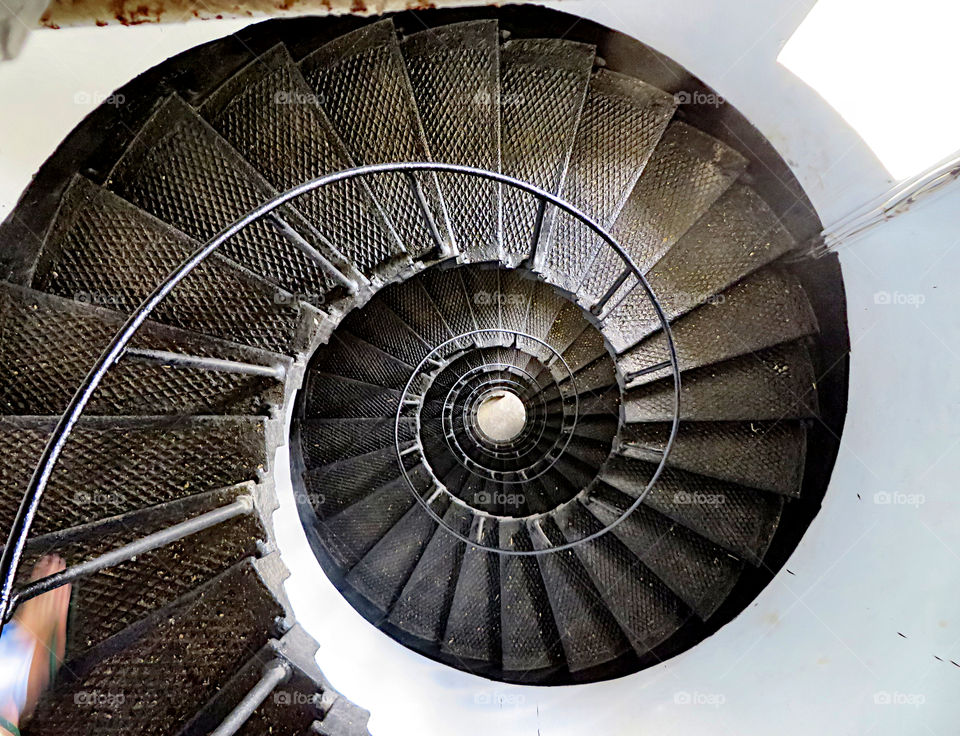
[600,457,784,561]
[340,299,432,365]
[625,340,818,421]
[0,415,266,536]
[536,70,675,292]
[308,332,413,389]
[603,183,798,345]
[499,39,595,266]
[299,19,447,258]
[382,279,453,348]
[401,21,501,262]
[388,504,472,642]
[619,421,807,496]
[613,267,819,373]
[419,267,479,336]
[27,560,283,736]
[580,121,747,305]
[107,95,342,303]
[34,177,312,355]
[202,45,408,280]
[531,518,632,671]
[303,374,402,418]
[303,447,404,519]
[298,418,415,465]
[442,518,501,662]
[0,284,284,416]
[554,504,688,654]
[584,494,742,619]
[499,521,563,672]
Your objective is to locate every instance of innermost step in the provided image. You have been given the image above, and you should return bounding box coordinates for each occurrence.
[476,390,526,442]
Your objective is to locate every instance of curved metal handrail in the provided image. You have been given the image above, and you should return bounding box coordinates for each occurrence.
[0,162,681,624]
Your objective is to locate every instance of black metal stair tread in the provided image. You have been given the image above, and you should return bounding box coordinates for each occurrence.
[303,372,443,419]
[599,457,784,561]
[318,471,427,570]
[530,517,633,671]
[106,94,358,305]
[297,417,415,466]
[583,494,742,619]
[0,415,269,537]
[27,555,288,736]
[388,503,472,642]
[298,18,449,258]
[624,339,818,422]
[0,283,288,416]
[604,182,799,345]
[535,69,676,293]
[200,44,410,283]
[442,517,501,663]
[619,420,807,496]
[381,277,455,348]
[612,266,819,377]
[580,120,748,306]
[401,20,501,262]
[33,175,320,355]
[345,498,448,615]
[552,504,689,656]
[308,331,414,390]
[301,445,417,520]
[18,483,265,663]
[418,265,480,337]
[338,298,433,365]
[499,38,595,267]
[498,520,564,673]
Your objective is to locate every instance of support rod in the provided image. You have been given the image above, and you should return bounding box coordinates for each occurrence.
[124,348,286,381]
[210,660,291,736]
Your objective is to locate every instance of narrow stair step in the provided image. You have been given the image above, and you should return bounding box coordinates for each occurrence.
[443,517,501,663]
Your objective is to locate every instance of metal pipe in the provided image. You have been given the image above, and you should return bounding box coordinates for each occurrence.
[124,348,286,380]
[5,496,253,617]
[404,172,449,258]
[266,214,358,295]
[209,660,291,736]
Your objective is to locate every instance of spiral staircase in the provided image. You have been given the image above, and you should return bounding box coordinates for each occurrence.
[0,6,848,733]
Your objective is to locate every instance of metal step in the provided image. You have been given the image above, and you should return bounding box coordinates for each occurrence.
[301,446,414,520]
[308,332,414,390]
[17,484,265,663]
[418,266,480,337]
[345,500,446,615]
[27,555,288,736]
[33,176,319,355]
[317,472,426,570]
[0,283,287,416]
[603,183,799,343]
[624,339,818,421]
[619,420,807,496]
[499,39,595,266]
[201,45,410,283]
[612,267,819,375]
[388,503,472,642]
[534,70,675,292]
[442,517,501,663]
[600,457,784,561]
[0,415,268,537]
[298,418,415,466]
[552,504,688,656]
[530,517,632,672]
[381,278,454,348]
[583,495,742,619]
[299,19,451,258]
[107,95,359,306]
[401,21,502,262]
[498,520,563,674]
[579,121,747,307]
[339,299,433,365]
[302,373,403,419]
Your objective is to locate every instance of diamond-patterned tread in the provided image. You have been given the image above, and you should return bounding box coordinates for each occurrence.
[499,39,595,266]
[0,415,268,537]
[599,457,784,561]
[535,70,675,292]
[0,283,286,416]
[579,121,748,306]
[299,18,450,258]
[27,556,287,736]
[619,420,807,496]
[401,21,501,262]
[107,95,355,305]
[201,44,409,282]
[613,267,819,378]
[33,176,319,355]
[624,339,818,422]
